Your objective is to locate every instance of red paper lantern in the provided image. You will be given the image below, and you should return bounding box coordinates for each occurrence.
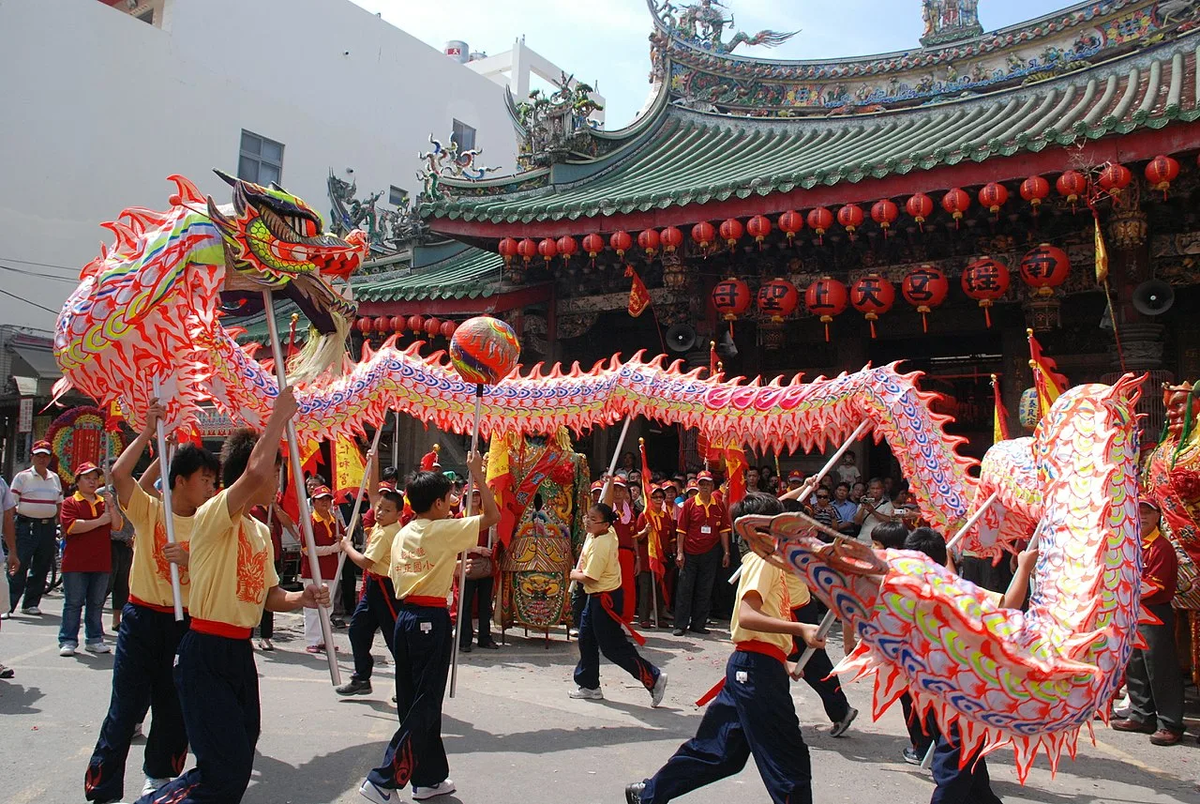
[941,188,970,227]
[424,317,442,337]
[356,317,373,334]
[757,279,799,322]
[440,319,457,338]
[979,182,1009,215]
[778,210,803,242]
[906,192,934,231]
[537,237,558,263]
[498,236,519,265]
[1020,176,1050,211]
[516,237,537,265]
[407,314,424,332]
[961,257,1011,328]
[637,228,661,257]
[870,199,899,235]
[747,214,772,245]
[691,221,715,250]
[807,208,833,243]
[837,204,864,236]
[712,278,751,331]
[373,316,390,333]
[661,225,683,253]
[719,218,744,249]
[1098,162,1132,196]
[610,230,632,258]
[900,265,949,333]
[1056,170,1087,206]
[804,276,848,342]
[582,233,605,258]
[1019,243,1070,297]
[849,273,895,339]
[556,235,578,260]
[1145,154,1180,198]
[390,315,406,332]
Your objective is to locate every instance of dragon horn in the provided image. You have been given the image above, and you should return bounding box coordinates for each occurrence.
[213,168,239,189]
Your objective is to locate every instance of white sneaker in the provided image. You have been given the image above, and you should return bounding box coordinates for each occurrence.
[830,706,858,737]
[59,644,77,657]
[358,779,397,803]
[86,641,111,654]
[142,776,171,795]
[22,606,41,615]
[568,686,604,700]
[650,673,668,708]
[413,779,455,800]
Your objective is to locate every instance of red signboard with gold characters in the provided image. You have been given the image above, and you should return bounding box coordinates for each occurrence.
[46,406,130,486]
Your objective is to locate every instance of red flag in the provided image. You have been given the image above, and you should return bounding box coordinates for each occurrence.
[724,440,747,507]
[280,463,301,526]
[1027,329,1068,420]
[625,265,651,318]
[991,374,1010,443]
[177,424,203,448]
[104,399,125,433]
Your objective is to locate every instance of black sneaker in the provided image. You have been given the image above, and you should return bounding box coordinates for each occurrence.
[459,642,473,653]
[671,628,686,637]
[335,678,373,696]
[625,781,646,804]
[689,627,710,635]
[902,747,922,766]
[477,641,499,650]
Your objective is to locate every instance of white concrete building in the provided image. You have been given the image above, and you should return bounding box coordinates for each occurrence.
[463,37,607,128]
[0,0,519,332]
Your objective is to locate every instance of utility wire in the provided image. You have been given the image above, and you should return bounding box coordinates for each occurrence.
[0,286,61,315]
[0,255,82,274]
[0,264,78,283]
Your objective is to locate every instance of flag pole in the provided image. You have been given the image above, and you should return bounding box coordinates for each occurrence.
[946,491,1001,551]
[450,385,484,698]
[329,426,385,606]
[262,291,341,686]
[150,376,185,621]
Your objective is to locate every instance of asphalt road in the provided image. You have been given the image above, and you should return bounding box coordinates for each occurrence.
[2,589,1199,804]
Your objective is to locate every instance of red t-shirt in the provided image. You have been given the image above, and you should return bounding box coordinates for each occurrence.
[304,512,343,580]
[676,496,730,555]
[60,493,112,573]
[636,509,671,565]
[613,515,637,552]
[1142,528,1178,607]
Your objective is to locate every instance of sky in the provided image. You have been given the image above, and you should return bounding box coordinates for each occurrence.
[352,0,1067,128]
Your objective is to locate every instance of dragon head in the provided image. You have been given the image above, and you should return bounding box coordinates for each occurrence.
[208,169,368,382]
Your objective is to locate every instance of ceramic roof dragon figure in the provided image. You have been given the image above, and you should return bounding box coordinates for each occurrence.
[54,174,1145,782]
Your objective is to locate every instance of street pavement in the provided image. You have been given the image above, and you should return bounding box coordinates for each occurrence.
[2,589,1200,804]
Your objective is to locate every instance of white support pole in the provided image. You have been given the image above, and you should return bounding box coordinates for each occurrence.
[790,609,838,680]
[946,491,1001,552]
[150,376,185,621]
[392,409,400,469]
[449,387,484,699]
[920,741,936,769]
[329,426,386,606]
[601,418,633,498]
[263,293,341,686]
[731,420,872,585]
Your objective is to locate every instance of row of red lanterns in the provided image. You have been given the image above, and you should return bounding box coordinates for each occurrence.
[712,244,1069,340]
[355,315,458,339]
[497,159,1182,265]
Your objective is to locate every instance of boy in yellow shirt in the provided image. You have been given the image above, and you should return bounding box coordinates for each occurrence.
[568,500,667,706]
[359,450,499,804]
[627,492,824,804]
[86,401,218,803]
[134,387,330,804]
[337,449,404,696]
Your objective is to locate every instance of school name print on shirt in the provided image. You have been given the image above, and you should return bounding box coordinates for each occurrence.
[236,526,269,604]
[398,544,433,576]
[153,520,190,586]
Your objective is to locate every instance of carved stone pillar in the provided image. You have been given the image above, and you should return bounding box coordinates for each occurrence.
[1105,187,1160,372]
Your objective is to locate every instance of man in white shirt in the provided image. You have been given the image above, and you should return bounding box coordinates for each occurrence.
[7,440,63,616]
[852,477,897,544]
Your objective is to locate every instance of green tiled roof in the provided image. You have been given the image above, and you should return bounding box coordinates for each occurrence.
[355,247,503,302]
[427,40,1200,224]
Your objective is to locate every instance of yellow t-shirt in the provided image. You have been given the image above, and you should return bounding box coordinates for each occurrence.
[783,571,811,610]
[187,489,279,631]
[362,521,402,577]
[122,483,192,609]
[729,552,793,658]
[390,515,482,601]
[579,527,622,595]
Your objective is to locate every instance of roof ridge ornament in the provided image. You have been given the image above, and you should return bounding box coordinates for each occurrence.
[920,0,984,47]
[416,135,500,200]
[651,0,798,54]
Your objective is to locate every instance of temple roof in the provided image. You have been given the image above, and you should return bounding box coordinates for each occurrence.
[425,32,1200,229]
[355,244,503,303]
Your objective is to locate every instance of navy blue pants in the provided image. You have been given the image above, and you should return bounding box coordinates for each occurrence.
[929,724,1002,804]
[8,516,56,611]
[135,631,261,804]
[788,600,850,724]
[639,650,812,804]
[349,574,399,682]
[368,602,453,791]
[899,692,936,755]
[86,602,189,802]
[573,588,659,691]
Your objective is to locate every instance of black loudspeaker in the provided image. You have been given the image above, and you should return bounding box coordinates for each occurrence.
[665,324,697,352]
[1132,280,1175,316]
[716,329,739,360]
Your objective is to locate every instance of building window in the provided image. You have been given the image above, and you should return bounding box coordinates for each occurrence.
[451,119,476,152]
[237,130,284,186]
[389,185,409,206]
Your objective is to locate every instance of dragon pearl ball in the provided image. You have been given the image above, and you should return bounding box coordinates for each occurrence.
[449,316,520,386]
